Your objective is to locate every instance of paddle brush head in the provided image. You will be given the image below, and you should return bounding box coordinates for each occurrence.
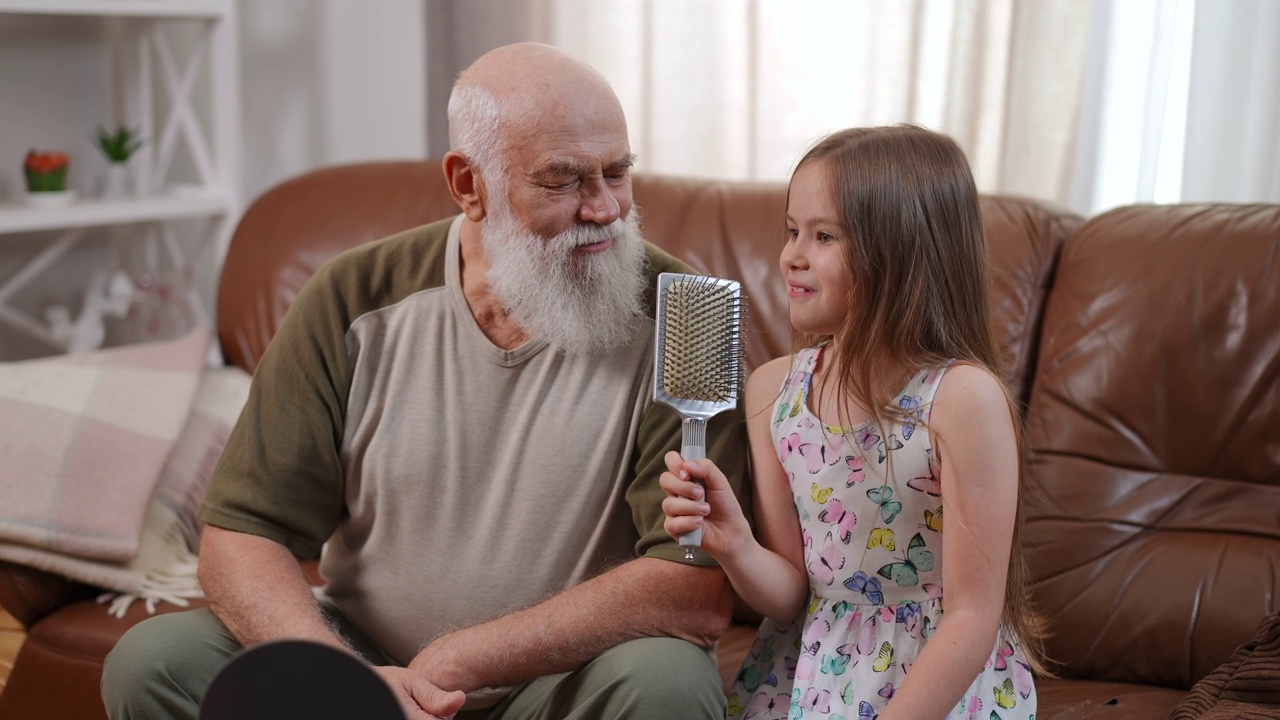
[654,273,744,417]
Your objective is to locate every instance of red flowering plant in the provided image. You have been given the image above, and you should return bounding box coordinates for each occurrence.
[24,150,70,192]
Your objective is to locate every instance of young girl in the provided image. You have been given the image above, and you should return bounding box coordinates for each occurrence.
[661,125,1046,720]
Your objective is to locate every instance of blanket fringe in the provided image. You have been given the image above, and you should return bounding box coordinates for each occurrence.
[96,518,204,619]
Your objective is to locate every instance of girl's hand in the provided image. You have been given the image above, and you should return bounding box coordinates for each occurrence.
[659,450,751,560]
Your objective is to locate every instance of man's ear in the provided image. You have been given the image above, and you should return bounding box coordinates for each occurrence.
[443,151,488,222]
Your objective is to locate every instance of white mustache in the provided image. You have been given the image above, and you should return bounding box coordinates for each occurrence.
[563,221,621,247]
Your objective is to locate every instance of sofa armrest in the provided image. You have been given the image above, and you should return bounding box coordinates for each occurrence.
[0,560,91,627]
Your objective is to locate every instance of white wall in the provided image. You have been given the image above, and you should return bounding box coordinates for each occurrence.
[0,0,427,360]
[240,0,427,202]
[0,14,114,359]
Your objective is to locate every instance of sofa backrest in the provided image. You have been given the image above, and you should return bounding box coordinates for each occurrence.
[1023,203,1280,688]
[218,161,1076,409]
[217,162,462,372]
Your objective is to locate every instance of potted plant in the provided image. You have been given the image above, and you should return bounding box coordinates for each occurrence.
[93,125,143,198]
[23,149,75,207]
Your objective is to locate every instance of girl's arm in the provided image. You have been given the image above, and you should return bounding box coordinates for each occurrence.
[661,355,809,622]
[879,364,1019,720]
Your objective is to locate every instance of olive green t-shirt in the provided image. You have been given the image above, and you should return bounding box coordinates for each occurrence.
[200,215,748,671]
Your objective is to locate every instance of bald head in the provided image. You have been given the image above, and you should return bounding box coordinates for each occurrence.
[447,43,626,177]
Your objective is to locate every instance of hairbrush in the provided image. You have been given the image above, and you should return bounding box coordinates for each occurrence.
[653,272,744,560]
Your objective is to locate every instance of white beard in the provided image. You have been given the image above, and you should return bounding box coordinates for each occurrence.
[481,203,648,355]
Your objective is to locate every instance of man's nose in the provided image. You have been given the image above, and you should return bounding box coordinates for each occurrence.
[579,181,621,225]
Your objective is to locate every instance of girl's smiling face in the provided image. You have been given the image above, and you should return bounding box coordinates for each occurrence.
[780,160,851,338]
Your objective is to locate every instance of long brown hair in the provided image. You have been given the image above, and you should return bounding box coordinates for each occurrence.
[791,124,1048,673]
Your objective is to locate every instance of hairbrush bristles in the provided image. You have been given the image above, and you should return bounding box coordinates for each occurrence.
[653,272,744,414]
[660,277,743,402]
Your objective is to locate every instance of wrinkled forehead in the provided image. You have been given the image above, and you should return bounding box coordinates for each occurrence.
[500,99,630,176]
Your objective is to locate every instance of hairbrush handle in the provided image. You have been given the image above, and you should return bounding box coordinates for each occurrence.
[679,417,708,560]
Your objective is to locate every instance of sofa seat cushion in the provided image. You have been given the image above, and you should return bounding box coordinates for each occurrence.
[0,598,205,720]
[26,597,206,662]
[715,621,1187,719]
[1036,678,1185,719]
[0,631,111,720]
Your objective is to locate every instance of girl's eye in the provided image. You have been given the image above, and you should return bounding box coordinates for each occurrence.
[818,232,836,244]
[785,227,799,238]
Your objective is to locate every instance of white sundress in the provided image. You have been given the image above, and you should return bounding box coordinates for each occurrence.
[726,346,1037,720]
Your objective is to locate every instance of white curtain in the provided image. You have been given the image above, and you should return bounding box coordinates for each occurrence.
[424,0,1280,215]
[1181,0,1280,205]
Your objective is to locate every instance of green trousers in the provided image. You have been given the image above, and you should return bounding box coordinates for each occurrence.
[101,606,725,720]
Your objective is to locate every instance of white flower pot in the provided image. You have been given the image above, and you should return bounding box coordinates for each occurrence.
[23,190,77,208]
[102,163,130,198]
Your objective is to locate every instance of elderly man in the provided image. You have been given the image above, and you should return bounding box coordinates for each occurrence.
[101,42,748,720]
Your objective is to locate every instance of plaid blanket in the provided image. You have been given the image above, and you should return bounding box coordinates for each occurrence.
[0,364,252,615]
[0,327,209,562]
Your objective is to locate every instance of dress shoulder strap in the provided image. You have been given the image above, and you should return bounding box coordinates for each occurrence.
[898,361,956,422]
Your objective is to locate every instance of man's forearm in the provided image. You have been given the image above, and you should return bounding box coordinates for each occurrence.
[198,525,348,651]
[410,556,734,693]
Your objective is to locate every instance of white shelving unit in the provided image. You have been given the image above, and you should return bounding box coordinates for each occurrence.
[0,190,227,236]
[0,0,239,354]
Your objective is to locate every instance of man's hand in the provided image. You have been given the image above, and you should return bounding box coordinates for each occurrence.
[372,666,466,720]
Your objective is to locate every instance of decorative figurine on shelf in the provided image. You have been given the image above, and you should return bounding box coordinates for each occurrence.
[93,125,143,198]
[124,267,196,343]
[23,149,76,207]
[44,270,136,354]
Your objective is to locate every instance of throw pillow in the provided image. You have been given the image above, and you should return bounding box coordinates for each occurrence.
[1169,610,1280,719]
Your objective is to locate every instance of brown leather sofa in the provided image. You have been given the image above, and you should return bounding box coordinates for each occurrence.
[1,161,1277,720]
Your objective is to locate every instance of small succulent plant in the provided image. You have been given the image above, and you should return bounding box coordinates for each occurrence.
[23,149,70,192]
[94,125,144,163]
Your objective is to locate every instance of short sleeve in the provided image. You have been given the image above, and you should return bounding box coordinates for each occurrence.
[198,263,352,560]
